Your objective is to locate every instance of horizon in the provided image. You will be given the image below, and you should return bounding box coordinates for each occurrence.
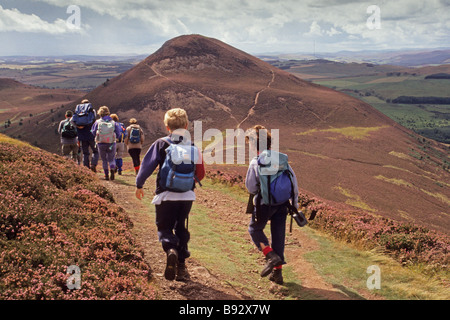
[1,44,449,60]
[1,1,449,56]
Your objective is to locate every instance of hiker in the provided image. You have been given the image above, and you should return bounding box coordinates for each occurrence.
[125,118,144,175]
[245,125,299,285]
[57,110,78,161]
[110,114,127,175]
[135,108,205,281]
[72,99,99,172]
[91,106,122,181]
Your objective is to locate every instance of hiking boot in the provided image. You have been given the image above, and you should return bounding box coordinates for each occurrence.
[164,249,178,281]
[110,170,115,181]
[104,174,109,181]
[91,165,97,173]
[269,268,284,285]
[260,251,282,277]
[118,170,122,175]
[176,262,190,282]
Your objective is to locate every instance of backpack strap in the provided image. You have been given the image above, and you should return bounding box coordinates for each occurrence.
[160,136,172,145]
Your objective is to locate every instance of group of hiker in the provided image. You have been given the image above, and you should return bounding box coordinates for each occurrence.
[57,99,144,180]
[58,105,305,286]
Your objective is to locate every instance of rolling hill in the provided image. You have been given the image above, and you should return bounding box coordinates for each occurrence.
[0,78,83,147]
[6,34,450,235]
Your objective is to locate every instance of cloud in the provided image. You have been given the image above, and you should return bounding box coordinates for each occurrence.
[0,5,85,34]
[1,0,449,55]
[326,27,341,37]
[305,21,323,37]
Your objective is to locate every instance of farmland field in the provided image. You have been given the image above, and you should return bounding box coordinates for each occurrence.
[270,59,450,143]
[0,56,143,92]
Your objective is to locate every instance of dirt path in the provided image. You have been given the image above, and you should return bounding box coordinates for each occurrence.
[101,169,361,300]
[102,171,248,300]
[237,69,275,129]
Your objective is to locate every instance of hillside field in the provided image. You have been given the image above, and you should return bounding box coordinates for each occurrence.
[278,60,450,143]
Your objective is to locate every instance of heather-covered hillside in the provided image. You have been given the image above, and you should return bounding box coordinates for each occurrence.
[0,134,155,299]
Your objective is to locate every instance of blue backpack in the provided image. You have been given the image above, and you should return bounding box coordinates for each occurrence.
[129,127,141,144]
[73,103,96,126]
[117,122,126,142]
[159,137,201,192]
[257,150,308,229]
[257,150,294,206]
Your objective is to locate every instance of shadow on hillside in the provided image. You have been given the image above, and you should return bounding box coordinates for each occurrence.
[285,282,366,300]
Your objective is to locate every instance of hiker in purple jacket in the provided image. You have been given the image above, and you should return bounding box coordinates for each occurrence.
[91,106,122,181]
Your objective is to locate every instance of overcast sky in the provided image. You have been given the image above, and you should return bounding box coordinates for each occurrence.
[0,0,449,56]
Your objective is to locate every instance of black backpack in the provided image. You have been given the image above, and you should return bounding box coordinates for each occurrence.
[61,120,78,139]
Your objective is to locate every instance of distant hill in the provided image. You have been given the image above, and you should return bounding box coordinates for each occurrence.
[0,78,83,148]
[263,48,450,67]
[6,35,450,235]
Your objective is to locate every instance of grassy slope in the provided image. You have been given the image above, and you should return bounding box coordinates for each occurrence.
[0,135,155,299]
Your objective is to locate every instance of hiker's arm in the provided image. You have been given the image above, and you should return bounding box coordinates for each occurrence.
[195,148,205,181]
[124,128,129,145]
[114,123,121,140]
[245,158,259,194]
[90,121,97,135]
[135,188,144,200]
[289,166,299,209]
[57,121,63,134]
[135,140,162,189]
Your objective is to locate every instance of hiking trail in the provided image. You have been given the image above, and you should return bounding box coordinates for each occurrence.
[237,69,275,129]
[101,167,377,300]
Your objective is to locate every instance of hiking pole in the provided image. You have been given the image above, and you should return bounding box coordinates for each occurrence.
[289,212,294,233]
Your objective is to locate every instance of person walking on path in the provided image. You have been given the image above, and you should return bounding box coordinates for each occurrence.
[135,108,205,281]
[73,99,99,172]
[110,114,127,175]
[245,125,299,285]
[125,118,144,175]
[91,106,122,181]
[57,110,78,161]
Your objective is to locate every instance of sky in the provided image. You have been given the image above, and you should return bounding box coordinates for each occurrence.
[0,0,449,56]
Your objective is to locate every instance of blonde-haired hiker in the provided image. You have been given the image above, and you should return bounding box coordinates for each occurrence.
[91,106,122,180]
[135,108,205,281]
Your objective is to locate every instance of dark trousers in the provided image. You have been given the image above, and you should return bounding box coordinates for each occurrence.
[248,204,288,264]
[128,148,141,168]
[155,200,192,263]
[81,140,99,168]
